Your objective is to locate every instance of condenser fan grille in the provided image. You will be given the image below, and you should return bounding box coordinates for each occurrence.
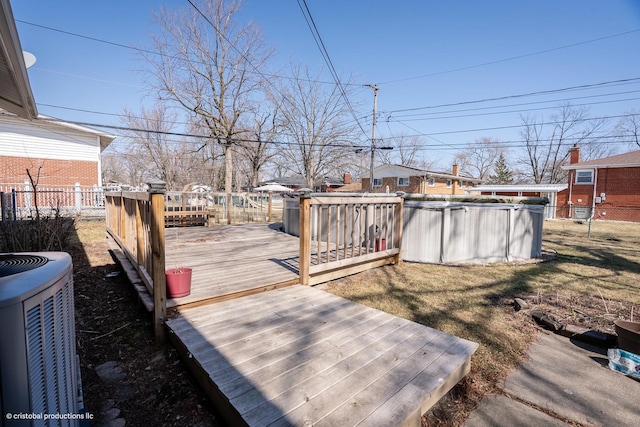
[0,255,50,277]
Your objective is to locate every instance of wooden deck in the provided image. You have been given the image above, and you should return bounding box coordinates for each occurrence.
[113,223,478,425]
[166,285,478,427]
[164,224,301,308]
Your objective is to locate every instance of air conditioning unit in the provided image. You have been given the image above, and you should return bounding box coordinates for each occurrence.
[0,252,80,426]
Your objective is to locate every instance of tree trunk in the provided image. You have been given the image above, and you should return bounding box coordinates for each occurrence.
[224,144,233,193]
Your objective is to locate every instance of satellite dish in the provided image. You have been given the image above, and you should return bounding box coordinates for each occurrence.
[23,51,36,68]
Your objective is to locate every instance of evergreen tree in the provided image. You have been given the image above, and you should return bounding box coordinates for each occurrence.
[489,153,513,184]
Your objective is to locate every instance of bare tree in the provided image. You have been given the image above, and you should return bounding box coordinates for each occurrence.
[519,104,606,184]
[236,109,280,188]
[615,109,640,149]
[377,133,424,167]
[143,0,272,193]
[454,137,503,179]
[272,64,359,188]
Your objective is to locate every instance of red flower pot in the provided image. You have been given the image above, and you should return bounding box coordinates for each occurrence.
[165,268,192,298]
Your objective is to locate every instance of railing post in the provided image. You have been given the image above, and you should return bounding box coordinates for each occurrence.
[395,192,405,265]
[148,180,167,344]
[299,190,312,286]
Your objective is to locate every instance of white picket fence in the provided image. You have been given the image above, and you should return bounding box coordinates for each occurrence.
[0,181,106,219]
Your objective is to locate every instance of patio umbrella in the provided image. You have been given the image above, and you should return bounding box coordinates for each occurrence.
[253,183,294,192]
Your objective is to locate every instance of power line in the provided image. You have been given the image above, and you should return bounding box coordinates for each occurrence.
[37,117,370,150]
[385,77,640,114]
[388,89,640,120]
[15,18,356,88]
[295,0,369,139]
[380,28,640,85]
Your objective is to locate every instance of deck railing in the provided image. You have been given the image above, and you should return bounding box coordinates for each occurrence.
[105,188,166,342]
[298,192,404,285]
[165,191,282,226]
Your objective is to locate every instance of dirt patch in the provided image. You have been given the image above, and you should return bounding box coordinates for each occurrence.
[71,221,224,426]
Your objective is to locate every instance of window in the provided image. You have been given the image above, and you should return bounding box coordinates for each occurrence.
[373,178,382,187]
[428,178,435,187]
[397,177,410,187]
[446,179,452,188]
[575,170,593,184]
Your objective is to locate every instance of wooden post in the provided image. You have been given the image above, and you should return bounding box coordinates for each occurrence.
[268,193,273,222]
[148,180,167,344]
[394,192,405,265]
[135,199,144,266]
[299,191,311,286]
[119,193,126,242]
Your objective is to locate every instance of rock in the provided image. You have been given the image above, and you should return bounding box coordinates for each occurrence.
[514,298,530,311]
[531,310,562,331]
[95,361,126,384]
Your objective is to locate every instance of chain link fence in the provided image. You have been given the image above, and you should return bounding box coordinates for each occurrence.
[546,205,640,243]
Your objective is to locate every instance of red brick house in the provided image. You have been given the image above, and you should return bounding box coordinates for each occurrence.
[361,164,484,195]
[557,145,640,222]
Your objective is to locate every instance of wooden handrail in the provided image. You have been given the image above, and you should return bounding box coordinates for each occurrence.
[298,193,404,285]
[105,186,167,343]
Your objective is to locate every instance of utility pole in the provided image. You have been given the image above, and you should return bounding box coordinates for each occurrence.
[365,84,378,192]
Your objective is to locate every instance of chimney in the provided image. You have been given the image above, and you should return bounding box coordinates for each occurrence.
[452,164,459,194]
[343,172,352,184]
[569,144,580,164]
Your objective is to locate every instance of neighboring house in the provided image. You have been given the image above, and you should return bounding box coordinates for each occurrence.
[361,164,484,195]
[317,173,361,193]
[1,2,115,188]
[0,111,115,187]
[557,144,640,222]
[470,184,567,219]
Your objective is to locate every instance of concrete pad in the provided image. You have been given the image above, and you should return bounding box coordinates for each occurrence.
[464,394,570,427]
[504,331,640,426]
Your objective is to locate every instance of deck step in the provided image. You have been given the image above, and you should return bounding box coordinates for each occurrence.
[166,285,478,427]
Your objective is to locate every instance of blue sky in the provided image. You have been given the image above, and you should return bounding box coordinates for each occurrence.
[11,0,640,170]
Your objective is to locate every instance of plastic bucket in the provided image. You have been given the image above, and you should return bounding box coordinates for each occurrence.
[166,268,192,298]
[375,238,386,252]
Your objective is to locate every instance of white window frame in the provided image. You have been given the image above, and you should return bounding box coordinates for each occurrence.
[373,178,382,187]
[446,179,452,188]
[397,177,410,187]
[575,169,594,184]
[428,178,435,187]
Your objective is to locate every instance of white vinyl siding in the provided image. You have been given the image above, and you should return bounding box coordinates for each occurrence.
[0,115,100,162]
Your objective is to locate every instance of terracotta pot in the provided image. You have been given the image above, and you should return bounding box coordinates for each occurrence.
[165,268,192,298]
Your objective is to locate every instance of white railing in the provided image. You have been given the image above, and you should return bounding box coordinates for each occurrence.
[0,182,106,219]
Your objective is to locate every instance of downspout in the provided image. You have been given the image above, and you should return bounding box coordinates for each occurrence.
[567,170,573,218]
[587,167,598,238]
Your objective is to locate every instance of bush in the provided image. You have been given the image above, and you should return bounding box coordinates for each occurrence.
[0,212,76,252]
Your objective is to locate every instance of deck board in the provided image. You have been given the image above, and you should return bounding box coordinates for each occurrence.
[166,285,478,426]
[164,224,300,308]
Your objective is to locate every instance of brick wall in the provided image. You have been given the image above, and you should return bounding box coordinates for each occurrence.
[0,155,99,186]
[364,175,469,195]
[557,167,640,222]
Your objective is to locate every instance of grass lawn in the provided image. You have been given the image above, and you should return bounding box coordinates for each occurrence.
[321,219,640,425]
